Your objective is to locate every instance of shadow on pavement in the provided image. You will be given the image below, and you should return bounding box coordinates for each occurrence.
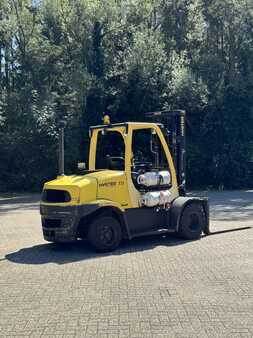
[0,194,40,213]
[207,226,251,236]
[5,235,190,265]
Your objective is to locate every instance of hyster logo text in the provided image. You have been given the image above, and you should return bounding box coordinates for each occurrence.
[99,181,124,188]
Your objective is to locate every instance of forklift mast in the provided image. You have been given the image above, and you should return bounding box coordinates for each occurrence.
[145,110,186,196]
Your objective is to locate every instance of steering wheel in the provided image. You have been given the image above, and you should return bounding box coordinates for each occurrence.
[132,160,153,173]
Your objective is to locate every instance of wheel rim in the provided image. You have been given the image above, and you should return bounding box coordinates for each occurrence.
[189,213,200,231]
[97,224,115,246]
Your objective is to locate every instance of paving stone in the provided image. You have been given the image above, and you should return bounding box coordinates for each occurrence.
[0,191,252,337]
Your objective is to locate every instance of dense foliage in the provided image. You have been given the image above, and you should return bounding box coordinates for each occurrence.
[0,0,253,191]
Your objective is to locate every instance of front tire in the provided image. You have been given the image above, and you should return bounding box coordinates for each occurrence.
[88,216,122,252]
[178,203,205,240]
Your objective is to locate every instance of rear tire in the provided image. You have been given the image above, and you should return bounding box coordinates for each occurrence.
[88,216,122,252]
[178,203,205,240]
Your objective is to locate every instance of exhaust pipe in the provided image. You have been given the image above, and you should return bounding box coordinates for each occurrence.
[58,127,65,176]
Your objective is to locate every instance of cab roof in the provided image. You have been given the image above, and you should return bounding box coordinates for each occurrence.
[90,121,164,132]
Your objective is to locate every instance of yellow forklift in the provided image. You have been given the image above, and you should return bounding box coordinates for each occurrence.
[40,111,210,252]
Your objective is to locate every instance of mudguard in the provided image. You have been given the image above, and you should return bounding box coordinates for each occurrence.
[78,201,131,240]
[170,196,210,235]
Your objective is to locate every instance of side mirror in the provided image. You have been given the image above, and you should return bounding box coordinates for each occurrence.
[77,162,86,170]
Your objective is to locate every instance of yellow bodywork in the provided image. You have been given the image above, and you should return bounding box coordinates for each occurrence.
[43,171,128,210]
[42,122,179,210]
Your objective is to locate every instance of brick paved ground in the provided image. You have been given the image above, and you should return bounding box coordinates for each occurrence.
[0,191,252,338]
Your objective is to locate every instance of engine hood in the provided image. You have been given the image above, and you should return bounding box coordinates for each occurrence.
[43,174,98,204]
[43,170,126,205]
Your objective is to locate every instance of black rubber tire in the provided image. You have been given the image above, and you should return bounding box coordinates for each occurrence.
[178,203,205,240]
[88,216,122,252]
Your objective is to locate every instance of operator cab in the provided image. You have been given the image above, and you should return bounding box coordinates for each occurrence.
[92,123,171,180]
[89,121,177,205]
[89,110,186,196]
